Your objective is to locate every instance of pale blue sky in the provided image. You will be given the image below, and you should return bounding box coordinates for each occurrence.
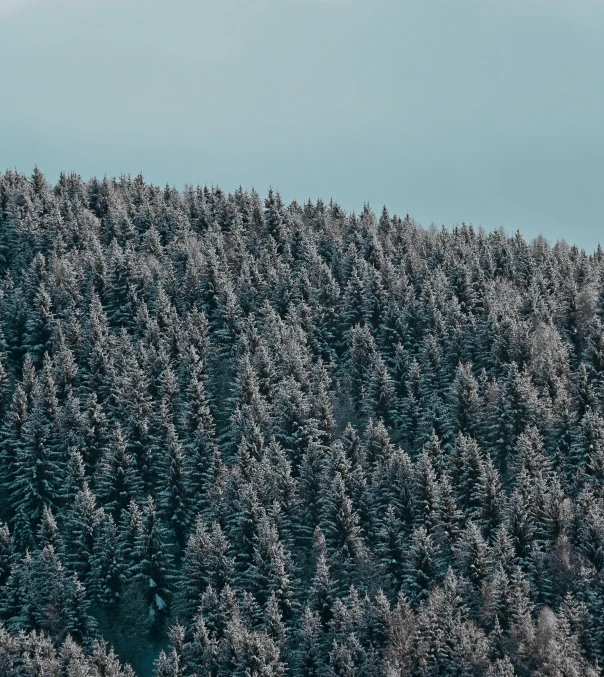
[1,0,603,250]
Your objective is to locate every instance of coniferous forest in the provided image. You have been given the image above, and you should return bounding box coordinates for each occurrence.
[2,168,604,676]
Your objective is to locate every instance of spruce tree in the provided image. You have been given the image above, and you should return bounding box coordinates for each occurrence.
[129,496,174,639]
[95,423,143,524]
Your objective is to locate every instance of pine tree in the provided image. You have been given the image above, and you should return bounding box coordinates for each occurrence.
[84,294,114,405]
[455,520,490,614]
[0,549,38,633]
[450,362,482,437]
[225,353,269,463]
[88,511,121,608]
[476,455,504,539]
[63,484,102,584]
[570,410,604,492]
[321,473,367,594]
[104,241,140,330]
[398,358,424,455]
[173,517,233,626]
[109,332,155,491]
[310,527,334,630]
[248,516,294,619]
[53,391,87,466]
[23,284,54,369]
[0,519,12,587]
[36,505,62,553]
[95,423,143,524]
[363,419,395,472]
[454,433,486,518]
[375,504,405,594]
[185,615,221,677]
[83,390,109,470]
[10,371,63,523]
[412,451,441,533]
[266,590,286,649]
[297,606,323,677]
[298,439,327,548]
[31,544,73,643]
[64,448,87,506]
[158,422,189,550]
[0,382,28,521]
[129,496,174,638]
[63,572,98,646]
[345,324,378,415]
[404,526,438,607]
[364,354,397,429]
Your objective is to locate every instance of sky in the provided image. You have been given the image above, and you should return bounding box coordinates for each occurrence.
[1,0,603,251]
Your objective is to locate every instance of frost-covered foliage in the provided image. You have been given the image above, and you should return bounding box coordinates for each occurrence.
[0,624,134,677]
[0,168,603,675]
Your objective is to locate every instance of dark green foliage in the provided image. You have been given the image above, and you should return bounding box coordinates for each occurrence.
[0,170,602,676]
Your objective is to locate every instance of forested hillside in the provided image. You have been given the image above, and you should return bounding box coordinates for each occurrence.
[1,168,604,676]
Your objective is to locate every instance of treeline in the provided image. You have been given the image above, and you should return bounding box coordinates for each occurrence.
[0,167,604,675]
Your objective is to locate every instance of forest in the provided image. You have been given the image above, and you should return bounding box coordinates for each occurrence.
[0,167,604,676]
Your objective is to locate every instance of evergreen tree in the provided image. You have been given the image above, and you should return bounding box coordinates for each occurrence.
[158,422,189,550]
[63,484,102,584]
[88,511,121,608]
[10,372,63,523]
[173,517,233,626]
[404,526,438,607]
[95,423,143,524]
[321,473,367,594]
[0,520,11,588]
[450,362,482,437]
[248,516,294,619]
[129,496,174,639]
[0,382,29,521]
[297,606,323,677]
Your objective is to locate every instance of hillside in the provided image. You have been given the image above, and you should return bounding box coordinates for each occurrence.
[0,168,603,676]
